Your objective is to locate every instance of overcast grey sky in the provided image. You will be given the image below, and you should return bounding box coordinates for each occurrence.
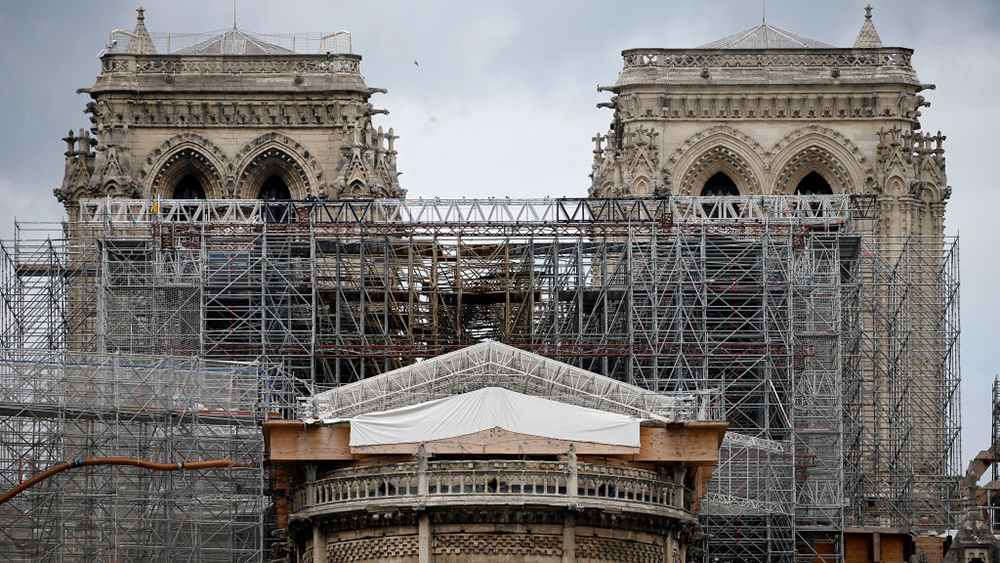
[0,0,997,470]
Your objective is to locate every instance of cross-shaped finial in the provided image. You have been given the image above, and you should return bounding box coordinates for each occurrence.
[136,6,145,21]
[864,4,873,19]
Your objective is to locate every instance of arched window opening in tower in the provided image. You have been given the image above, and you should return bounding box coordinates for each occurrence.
[259,175,291,200]
[173,174,206,199]
[700,172,740,196]
[700,172,740,218]
[794,171,833,195]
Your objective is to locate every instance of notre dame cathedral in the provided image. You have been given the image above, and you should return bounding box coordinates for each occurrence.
[3,5,960,563]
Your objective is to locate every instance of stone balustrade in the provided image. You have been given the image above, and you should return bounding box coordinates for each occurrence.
[291,459,689,518]
[620,48,913,71]
[100,54,362,76]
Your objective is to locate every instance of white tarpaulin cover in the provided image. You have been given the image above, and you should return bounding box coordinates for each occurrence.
[349,387,640,447]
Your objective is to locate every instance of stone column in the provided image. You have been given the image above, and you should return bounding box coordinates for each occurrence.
[304,464,327,563]
[673,464,686,509]
[663,528,674,563]
[313,526,327,563]
[417,444,431,563]
[563,444,578,563]
[305,463,317,506]
[568,444,579,501]
[563,513,577,563]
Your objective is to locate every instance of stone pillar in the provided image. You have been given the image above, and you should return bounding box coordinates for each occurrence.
[568,444,579,501]
[663,529,675,563]
[673,464,686,509]
[312,526,327,563]
[417,444,430,563]
[303,464,326,563]
[563,513,577,563]
[417,444,428,496]
[418,514,431,563]
[564,444,578,563]
[305,463,317,507]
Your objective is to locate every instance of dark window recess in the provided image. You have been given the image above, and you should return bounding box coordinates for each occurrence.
[173,175,206,199]
[259,175,291,200]
[795,172,833,195]
[700,172,740,196]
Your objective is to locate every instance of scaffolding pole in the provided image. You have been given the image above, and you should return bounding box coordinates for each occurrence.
[0,351,295,562]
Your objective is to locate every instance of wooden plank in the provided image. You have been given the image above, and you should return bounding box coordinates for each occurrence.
[633,423,728,465]
[265,422,354,461]
[264,420,727,464]
[352,427,638,456]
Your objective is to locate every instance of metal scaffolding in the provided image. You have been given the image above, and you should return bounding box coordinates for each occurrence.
[0,195,960,563]
[0,350,295,562]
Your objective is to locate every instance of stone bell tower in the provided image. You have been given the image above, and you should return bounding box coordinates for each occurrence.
[55,8,403,216]
[589,5,948,241]
[589,6,958,562]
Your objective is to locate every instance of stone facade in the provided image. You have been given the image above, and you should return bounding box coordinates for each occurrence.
[55,8,403,220]
[588,7,948,241]
[943,509,1000,563]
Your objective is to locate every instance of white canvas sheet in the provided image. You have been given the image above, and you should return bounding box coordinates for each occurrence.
[349,387,639,447]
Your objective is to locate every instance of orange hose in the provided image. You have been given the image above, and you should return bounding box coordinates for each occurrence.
[0,457,253,505]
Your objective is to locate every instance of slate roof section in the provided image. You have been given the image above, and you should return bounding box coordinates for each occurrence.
[699,23,834,49]
[174,28,295,55]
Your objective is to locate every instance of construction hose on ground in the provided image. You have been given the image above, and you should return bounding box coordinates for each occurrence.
[0,457,252,505]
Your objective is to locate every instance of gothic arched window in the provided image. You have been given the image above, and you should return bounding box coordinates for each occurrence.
[173,174,206,199]
[700,172,740,196]
[259,175,291,200]
[794,172,833,195]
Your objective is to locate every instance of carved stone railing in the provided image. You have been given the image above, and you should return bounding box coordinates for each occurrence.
[291,460,689,518]
[620,48,913,71]
[100,54,362,76]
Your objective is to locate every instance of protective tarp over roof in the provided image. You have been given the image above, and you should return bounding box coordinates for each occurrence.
[312,341,713,422]
[349,387,639,447]
[699,24,833,49]
[174,28,295,55]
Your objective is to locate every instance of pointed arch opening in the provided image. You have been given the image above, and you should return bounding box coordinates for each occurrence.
[345,180,367,199]
[150,148,223,199]
[794,172,833,195]
[237,146,310,200]
[173,174,206,199]
[700,172,740,196]
[259,175,291,200]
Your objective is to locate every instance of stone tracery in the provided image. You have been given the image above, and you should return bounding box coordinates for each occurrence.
[233,132,323,199]
[140,132,229,198]
[666,125,766,196]
[767,124,876,194]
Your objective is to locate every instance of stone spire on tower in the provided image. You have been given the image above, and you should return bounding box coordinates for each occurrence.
[125,6,157,54]
[853,4,883,49]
